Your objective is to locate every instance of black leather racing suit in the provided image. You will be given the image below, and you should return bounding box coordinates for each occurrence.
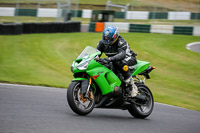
[97,35,137,80]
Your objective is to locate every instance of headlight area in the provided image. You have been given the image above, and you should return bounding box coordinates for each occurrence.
[76,60,90,70]
[71,61,78,72]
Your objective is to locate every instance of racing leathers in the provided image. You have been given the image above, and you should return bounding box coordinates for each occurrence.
[97,35,138,97]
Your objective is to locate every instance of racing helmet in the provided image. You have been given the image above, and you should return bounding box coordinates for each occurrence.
[102,26,119,45]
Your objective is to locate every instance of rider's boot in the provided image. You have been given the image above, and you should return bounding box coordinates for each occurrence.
[125,76,138,97]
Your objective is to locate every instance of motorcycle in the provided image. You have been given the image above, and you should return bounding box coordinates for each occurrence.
[67,46,155,118]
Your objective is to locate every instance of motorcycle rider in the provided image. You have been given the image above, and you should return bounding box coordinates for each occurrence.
[96,26,138,97]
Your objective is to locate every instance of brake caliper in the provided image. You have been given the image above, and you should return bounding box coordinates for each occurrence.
[80,94,88,103]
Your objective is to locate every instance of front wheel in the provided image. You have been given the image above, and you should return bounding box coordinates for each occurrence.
[128,84,154,119]
[67,81,95,115]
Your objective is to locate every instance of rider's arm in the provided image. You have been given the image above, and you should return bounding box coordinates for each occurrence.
[96,41,104,57]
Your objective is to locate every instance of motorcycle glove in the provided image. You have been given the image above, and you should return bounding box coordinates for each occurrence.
[104,57,114,62]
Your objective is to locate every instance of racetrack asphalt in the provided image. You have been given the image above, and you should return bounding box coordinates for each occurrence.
[186,42,200,53]
[0,83,199,133]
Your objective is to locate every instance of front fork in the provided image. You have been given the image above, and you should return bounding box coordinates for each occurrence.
[78,77,94,102]
[79,77,92,95]
[86,77,92,93]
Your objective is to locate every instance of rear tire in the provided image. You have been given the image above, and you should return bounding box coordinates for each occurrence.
[67,82,95,115]
[128,84,154,119]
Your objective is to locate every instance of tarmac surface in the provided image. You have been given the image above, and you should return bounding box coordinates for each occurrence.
[186,42,200,53]
[0,83,200,133]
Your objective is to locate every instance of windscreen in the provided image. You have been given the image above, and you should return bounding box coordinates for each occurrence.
[77,46,99,59]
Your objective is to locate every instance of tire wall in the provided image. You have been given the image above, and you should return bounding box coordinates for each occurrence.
[0,22,81,35]
[0,23,23,35]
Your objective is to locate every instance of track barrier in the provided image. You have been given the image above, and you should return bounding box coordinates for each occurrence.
[0,22,80,35]
[88,22,200,36]
[0,7,200,20]
[0,23,23,35]
[95,22,104,32]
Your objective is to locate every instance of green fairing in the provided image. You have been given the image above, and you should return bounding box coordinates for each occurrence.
[87,60,121,95]
[72,50,121,95]
[71,46,151,95]
[132,60,150,76]
[72,78,88,81]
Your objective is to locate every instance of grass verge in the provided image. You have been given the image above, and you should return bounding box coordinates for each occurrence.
[0,32,199,111]
[1,16,200,25]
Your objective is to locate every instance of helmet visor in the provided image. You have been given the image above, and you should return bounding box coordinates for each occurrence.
[104,36,114,42]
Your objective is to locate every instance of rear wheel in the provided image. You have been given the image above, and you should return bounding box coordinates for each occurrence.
[67,82,95,115]
[128,84,154,119]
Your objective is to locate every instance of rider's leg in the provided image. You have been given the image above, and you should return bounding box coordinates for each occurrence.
[124,76,138,97]
[115,60,138,97]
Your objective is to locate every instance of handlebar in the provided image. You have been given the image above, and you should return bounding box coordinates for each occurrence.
[96,58,114,71]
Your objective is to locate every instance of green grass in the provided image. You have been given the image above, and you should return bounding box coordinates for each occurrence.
[0,0,130,5]
[0,16,57,23]
[0,0,199,12]
[1,16,199,25]
[0,32,200,111]
[0,0,199,5]
[0,16,91,24]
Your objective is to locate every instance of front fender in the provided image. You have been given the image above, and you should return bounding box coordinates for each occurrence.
[72,77,88,82]
[71,78,96,94]
[72,78,89,95]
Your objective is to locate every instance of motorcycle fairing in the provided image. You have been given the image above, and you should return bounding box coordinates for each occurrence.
[86,60,121,95]
[132,60,150,76]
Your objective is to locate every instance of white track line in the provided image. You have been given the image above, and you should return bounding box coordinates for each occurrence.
[0,83,193,111]
[186,42,200,51]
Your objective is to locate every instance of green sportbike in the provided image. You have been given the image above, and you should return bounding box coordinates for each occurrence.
[67,46,155,118]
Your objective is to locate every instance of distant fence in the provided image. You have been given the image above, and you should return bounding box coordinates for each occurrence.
[1,7,200,20]
[88,22,200,36]
[0,22,80,35]
[1,21,199,36]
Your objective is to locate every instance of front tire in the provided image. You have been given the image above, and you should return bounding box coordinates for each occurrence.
[67,82,95,115]
[128,84,154,119]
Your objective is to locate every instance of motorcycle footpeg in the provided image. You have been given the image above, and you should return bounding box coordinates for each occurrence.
[114,86,122,95]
